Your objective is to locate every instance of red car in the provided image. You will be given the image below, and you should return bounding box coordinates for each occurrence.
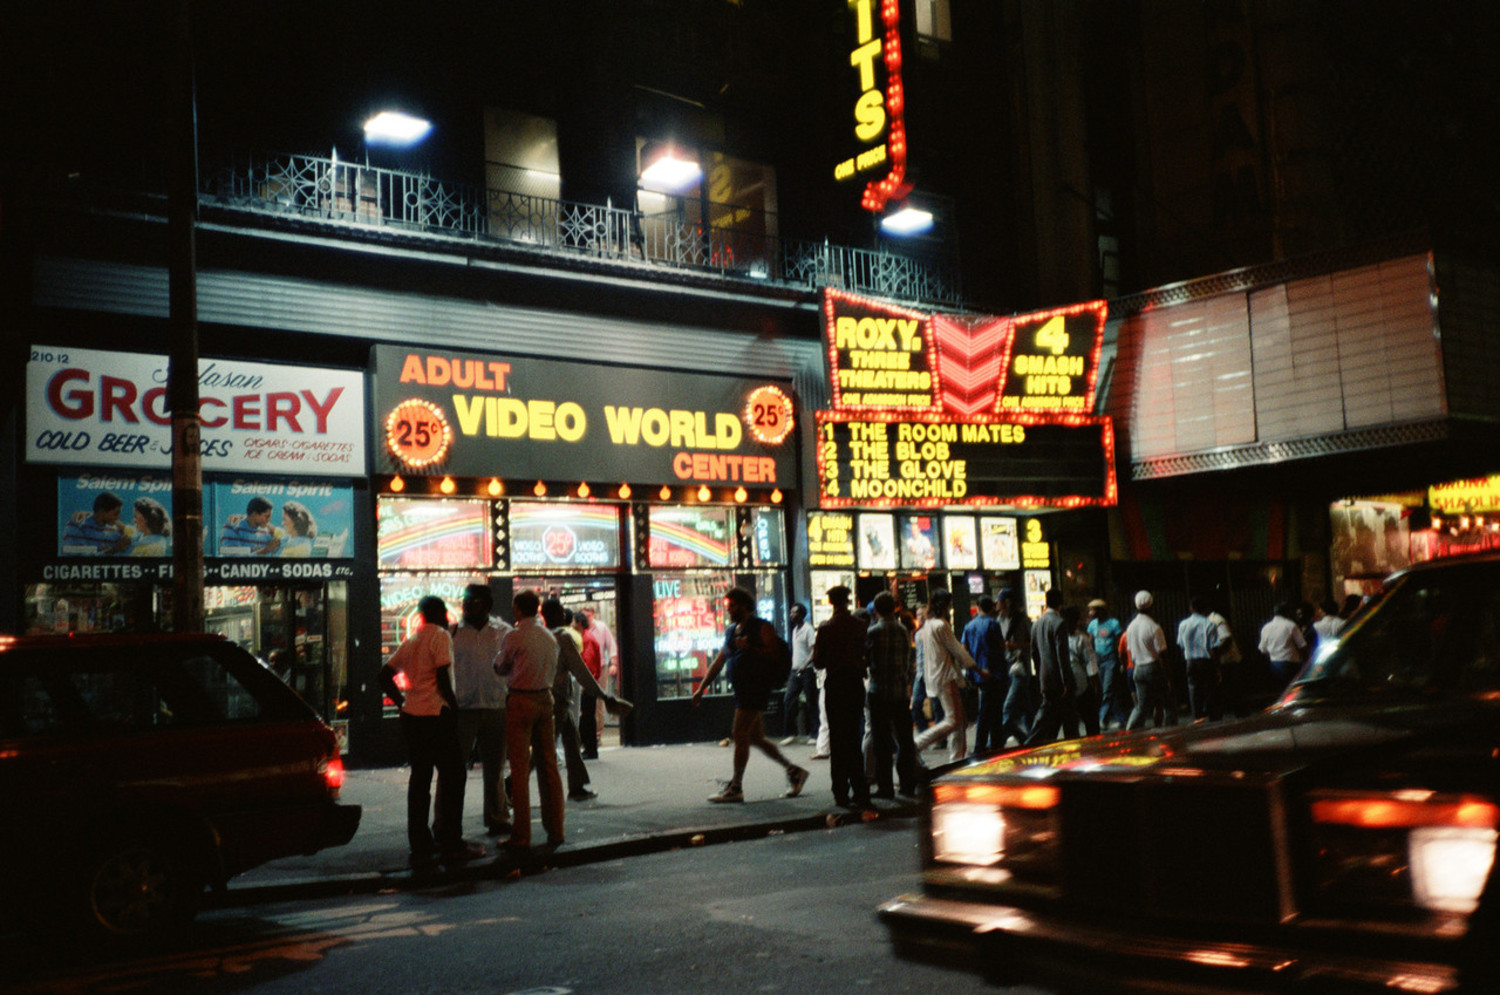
[0,632,360,940]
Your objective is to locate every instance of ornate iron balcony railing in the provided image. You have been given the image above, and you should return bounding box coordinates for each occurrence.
[204,151,961,308]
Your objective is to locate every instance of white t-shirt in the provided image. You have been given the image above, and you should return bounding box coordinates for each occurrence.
[1125,613,1167,667]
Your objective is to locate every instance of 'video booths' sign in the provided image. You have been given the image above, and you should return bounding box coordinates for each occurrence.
[27,346,366,476]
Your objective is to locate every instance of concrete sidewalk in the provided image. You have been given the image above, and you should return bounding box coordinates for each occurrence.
[217,739,920,907]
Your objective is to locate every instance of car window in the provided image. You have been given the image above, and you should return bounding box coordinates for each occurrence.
[20,674,63,733]
[1299,568,1500,698]
[177,652,264,721]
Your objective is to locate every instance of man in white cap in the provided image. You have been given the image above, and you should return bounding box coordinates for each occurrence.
[1125,590,1173,731]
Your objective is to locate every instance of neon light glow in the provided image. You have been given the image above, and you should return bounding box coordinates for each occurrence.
[385,398,453,469]
[743,384,796,445]
[834,0,910,213]
[814,409,1117,510]
[823,288,940,412]
[993,300,1108,414]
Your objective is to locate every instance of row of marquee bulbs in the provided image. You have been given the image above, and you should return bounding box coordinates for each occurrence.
[386,475,783,505]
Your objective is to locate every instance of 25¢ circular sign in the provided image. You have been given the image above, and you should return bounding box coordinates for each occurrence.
[744,385,794,446]
[385,399,452,468]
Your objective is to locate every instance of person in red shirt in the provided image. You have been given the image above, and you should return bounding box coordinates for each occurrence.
[573,611,605,760]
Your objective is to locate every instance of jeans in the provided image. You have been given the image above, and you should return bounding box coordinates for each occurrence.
[1001,665,1033,744]
[506,690,565,847]
[911,670,944,734]
[783,667,818,739]
[1185,658,1220,720]
[1126,663,1169,731]
[1097,654,1131,729]
[867,690,918,796]
[399,709,466,855]
[971,679,1008,752]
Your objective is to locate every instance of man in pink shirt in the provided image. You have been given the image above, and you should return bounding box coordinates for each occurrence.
[379,595,486,868]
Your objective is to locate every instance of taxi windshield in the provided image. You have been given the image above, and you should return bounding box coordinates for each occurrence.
[1288,562,1500,703]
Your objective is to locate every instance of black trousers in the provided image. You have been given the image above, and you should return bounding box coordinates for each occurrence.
[399,709,465,854]
[824,673,870,806]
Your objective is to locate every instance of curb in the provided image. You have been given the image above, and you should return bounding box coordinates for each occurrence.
[206,804,918,910]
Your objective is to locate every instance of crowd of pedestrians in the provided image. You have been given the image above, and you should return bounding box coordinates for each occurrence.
[381,578,1361,864]
[380,585,630,870]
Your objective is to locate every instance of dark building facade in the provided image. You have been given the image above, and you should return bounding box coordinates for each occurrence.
[5,1,1496,754]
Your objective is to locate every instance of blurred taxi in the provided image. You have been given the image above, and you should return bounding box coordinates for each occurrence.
[881,553,1500,994]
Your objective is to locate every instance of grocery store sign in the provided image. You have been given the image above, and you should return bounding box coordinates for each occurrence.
[27,345,365,476]
[372,346,795,487]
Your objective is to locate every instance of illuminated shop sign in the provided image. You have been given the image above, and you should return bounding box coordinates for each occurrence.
[376,498,493,571]
[372,346,795,487]
[807,511,857,568]
[995,301,1107,413]
[648,506,734,569]
[834,0,909,213]
[509,502,622,570]
[815,410,1116,509]
[1428,475,1500,515]
[27,346,366,476]
[823,289,938,411]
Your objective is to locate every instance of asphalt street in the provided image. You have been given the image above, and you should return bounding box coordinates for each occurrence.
[2,819,1047,995]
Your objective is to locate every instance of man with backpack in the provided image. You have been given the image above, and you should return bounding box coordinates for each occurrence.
[693,587,809,803]
[813,585,872,811]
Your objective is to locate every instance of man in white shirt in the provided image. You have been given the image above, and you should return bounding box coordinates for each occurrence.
[1259,602,1307,691]
[495,589,565,852]
[913,589,978,762]
[435,584,512,840]
[779,602,818,746]
[1176,597,1220,720]
[1125,590,1173,731]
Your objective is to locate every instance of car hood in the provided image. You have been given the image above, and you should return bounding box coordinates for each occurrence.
[942,696,1497,784]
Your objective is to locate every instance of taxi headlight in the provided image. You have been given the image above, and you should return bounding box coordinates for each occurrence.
[932,802,1006,866]
[931,783,1060,877]
[1310,791,1499,915]
[1409,826,1499,913]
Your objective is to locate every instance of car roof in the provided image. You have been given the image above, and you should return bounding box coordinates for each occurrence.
[1384,549,1500,583]
[0,632,232,653]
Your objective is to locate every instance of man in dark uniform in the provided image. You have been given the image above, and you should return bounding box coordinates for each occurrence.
[813,585,872,811]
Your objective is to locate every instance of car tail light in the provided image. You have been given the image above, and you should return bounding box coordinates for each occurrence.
[320,753,346,798]
[1309,791,1499,915]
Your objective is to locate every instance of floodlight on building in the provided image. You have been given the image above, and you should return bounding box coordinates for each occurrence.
[639,142,703,194]
[880,205,935,236]
[363,111,432,147]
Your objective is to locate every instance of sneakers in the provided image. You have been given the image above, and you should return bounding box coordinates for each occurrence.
[784,765,809,798]
[708,783,745,803]
[778,735,797,746]
[568,788,598,801]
